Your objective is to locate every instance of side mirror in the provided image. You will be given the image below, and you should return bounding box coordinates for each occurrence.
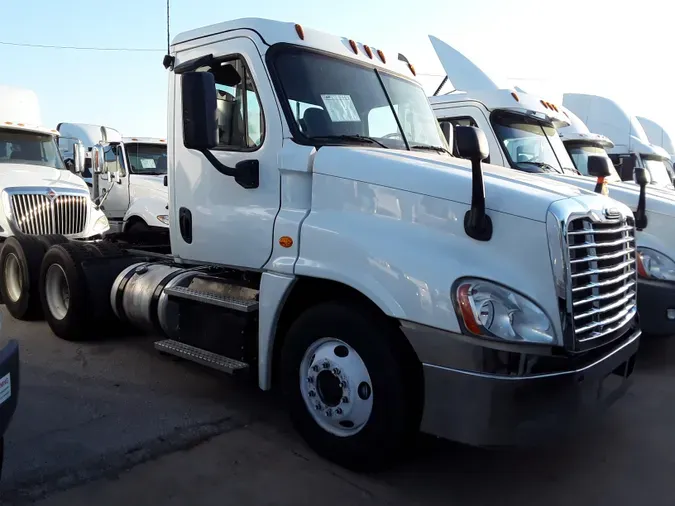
[634,167,651,186]
[182,71,218,150]
[587,155,613,178]
[454,126,492,241]
[455,125,489,161]
[72,141,85,174]
[439,121,454,148]
[92,144,106,174]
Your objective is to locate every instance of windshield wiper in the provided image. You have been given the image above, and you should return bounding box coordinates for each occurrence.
[516,161,563,174]
[410,144,452,155]
[307,135,389,148]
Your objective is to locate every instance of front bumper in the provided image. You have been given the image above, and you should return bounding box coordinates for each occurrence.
[637,278,675,336]
[403,323,640,447]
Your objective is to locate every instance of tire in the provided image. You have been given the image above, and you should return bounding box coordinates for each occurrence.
[125,220,150,237]
[34,234,68,250]
[281,301,422,471]
[92,241,124,257]
[0,236,48,320]
[39,242,102,341]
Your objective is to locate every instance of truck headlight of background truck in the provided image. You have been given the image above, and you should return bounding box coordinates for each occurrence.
[454,279,555,344]
[637,247,675,281]
[156,215,169,225]
[93,215,110,235]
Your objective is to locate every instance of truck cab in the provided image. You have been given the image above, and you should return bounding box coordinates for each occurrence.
[427,36,675,337]
[57,123,169,236]
[0,86,109,240]
[24,19,640,470]
[563,93,674,190]
[637,115,675,177]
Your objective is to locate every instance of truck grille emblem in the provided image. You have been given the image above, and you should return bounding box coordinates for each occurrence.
[46,189,57,202]
[603,207,620,220]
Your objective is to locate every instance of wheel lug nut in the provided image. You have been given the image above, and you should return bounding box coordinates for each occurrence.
[322,362,330,369]
[325,409,332,417]
[338,382,345,388]
[336,408,343,415]
[342,397,349,404]
[312,365,319,372]
[307,376,314,384]
[333,368,341,375]
[315,403,322,410]
[308,390,316,397]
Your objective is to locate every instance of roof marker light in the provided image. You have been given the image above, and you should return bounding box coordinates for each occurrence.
[364,45,373,59]
[540,100,550,109]
[377,49,386,63]
[408,63,416,76]
[349,39,358,54]
[17,123,24,127]
[511,91,520,102]
[295,24,305,40]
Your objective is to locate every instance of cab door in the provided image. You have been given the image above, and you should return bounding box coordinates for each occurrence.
[171,35,283,269]
[99,144,131,222]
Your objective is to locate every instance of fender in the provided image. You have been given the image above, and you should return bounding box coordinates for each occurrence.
[123,195,170,230]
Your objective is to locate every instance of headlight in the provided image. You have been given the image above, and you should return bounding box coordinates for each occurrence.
[156,215,169,225]
[637,248,675,281]
[454,279,555,344]
[93,215,109,233]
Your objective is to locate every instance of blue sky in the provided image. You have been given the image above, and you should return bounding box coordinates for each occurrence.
[2,0,673,140]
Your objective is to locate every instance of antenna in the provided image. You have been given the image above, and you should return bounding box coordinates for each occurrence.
[162,0,175,69]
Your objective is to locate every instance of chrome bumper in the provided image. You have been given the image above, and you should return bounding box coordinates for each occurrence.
[402,322,640,446]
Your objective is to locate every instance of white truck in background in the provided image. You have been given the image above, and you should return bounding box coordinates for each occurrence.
[57,123,169,239]
[637,115,675,175]
[427,35,675,337]
[0,19,640,469]
[563,93,674,190]
[0,86,109,319]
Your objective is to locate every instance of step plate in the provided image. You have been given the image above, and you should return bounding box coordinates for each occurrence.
[163,286,259,312]
[154,339,249,374]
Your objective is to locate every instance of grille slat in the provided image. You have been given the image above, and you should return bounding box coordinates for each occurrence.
[10,192,89,236]
[566,215,637,350]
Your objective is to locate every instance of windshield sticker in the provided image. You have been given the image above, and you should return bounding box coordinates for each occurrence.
[0,373,10,406]
[141,159,157,169]
[320,94,360,123]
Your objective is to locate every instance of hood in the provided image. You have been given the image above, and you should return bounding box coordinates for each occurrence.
[311,147,598,222]
[130,174,167,191]
[0,163,89,192]
[544,173,675,218]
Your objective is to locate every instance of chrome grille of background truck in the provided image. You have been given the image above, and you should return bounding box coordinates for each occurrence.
[566,215,637,350]
[10,193,89,235]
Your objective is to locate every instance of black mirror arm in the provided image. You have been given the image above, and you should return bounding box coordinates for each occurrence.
[464,158,493,241]
[199,149,259,189]
[635,183,648,230]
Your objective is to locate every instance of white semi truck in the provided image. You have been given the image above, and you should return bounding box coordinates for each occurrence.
[563,93,674,190]
[637,115,675,175]
[0,19,640,469]
[0,86,109,319]
[57,123,169,238]
[427,35,675,337]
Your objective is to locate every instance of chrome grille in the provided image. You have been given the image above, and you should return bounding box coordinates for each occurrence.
[567,216,637,350]
[10,193,88,235]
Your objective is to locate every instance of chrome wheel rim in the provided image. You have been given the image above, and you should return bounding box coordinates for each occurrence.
[45,264,70,320]
[299,338,373,437]
[4,253,23,303]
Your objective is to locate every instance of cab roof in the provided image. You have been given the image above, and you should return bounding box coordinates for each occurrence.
[122,137,167,145]
[558,106,614,148]
[171,17,418,80]
[427,35,570,128]
[1,121,59,137]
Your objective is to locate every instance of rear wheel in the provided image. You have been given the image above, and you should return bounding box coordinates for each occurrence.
[281,301,422,471]
[0,236,47,320]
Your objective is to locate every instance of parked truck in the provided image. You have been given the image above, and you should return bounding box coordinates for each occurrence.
[427,35,675,337]
[56,123,169,239]
[637,115,675,176]
[0,19,640,469]
[0,86,109,319]
[563,93,674,190]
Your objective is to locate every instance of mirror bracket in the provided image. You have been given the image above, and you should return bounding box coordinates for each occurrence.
[464,158,493,241]
[200,149,259,189]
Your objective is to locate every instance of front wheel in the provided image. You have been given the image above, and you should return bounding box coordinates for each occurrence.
[281,302,422,471]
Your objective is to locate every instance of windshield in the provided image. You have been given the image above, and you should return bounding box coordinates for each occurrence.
[566,144,622,182]
[271,47,448,152]
[492,113,578,175]
[125,143,167,175]
[643,157,674,187]
[0,128,65,170]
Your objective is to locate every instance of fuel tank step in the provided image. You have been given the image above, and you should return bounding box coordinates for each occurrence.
[154,339,249,374]
[163,285,259,312]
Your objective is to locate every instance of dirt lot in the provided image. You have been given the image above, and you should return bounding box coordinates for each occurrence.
[1,306,674,506]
